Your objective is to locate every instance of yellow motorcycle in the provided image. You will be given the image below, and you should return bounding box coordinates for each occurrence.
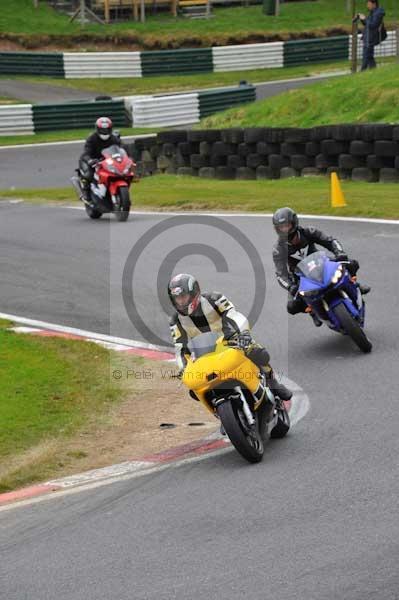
[182,332,290,463]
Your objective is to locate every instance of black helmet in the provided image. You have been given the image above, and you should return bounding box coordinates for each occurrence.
[95,116,113,141]
[168,273,201,316]
[272,207,299,240]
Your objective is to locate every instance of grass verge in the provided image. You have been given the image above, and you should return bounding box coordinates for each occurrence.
[1,0,398,48]
[1,175,399,219]
[0,322,140,492]
[200,63,399,128]
[3,61,349,96]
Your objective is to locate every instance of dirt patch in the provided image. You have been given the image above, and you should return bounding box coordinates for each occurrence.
[0,358,218,485]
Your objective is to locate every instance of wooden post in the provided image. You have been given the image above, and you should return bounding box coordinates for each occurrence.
[351,0,358,73]
[140,0,145,23]
[104,0,110,23]
[275,0,280,17]
[206,0,211,18]
[33,0,39,7]
[171,0,177,17]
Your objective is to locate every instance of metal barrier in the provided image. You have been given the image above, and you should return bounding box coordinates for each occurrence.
[284,36,350,66]
[32,100,127,132]
[0,52,65,77]
[198,84,256,118]
[130,94,200,127]
[141,48,213,76]
[212,42,284,72]
[0,105,34,136]
[350,30,397,59]
[63,52,142,78]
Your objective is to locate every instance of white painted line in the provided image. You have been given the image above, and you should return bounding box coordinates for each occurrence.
[0,134,154,152]
[66,205,399,225]
[0,311,171,353]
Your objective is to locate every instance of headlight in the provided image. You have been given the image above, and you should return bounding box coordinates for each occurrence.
[331,265,343,284]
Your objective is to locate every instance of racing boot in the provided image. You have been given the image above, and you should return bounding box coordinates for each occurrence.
[350,275,370,295]
[265,368,293,401]
[305,306,322,327]
[80,179,91,204]
[358,284,371,295]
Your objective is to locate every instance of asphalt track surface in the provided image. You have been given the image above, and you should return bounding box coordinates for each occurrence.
[1,203,399,599]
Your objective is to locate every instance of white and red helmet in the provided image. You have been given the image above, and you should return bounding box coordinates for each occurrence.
[168,274,201,316]
[95,117,113,141]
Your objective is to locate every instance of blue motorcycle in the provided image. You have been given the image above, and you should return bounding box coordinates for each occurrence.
[296,251,372,353]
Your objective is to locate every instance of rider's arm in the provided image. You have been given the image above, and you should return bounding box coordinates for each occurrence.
[304,227,345,257]
[82,134,98,161]
[169,313,190,372]
[206,292,249,339]
[272,244,292,291]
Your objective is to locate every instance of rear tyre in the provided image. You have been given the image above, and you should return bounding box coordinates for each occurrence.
[114,187,131,222]
[85,204,102,219]
[217,400,264,464]
[333,302,372,353]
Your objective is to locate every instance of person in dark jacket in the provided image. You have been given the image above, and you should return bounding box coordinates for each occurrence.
[168,273,292,401]
[272,208,370,326]
[358,0,385,70]
[78,117,126,202]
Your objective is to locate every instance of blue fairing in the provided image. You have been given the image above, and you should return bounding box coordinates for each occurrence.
[296,251,365,332]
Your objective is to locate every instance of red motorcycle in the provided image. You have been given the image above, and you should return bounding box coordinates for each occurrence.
[72,145,137,222]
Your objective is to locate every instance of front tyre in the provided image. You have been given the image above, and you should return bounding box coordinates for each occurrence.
[114,186,131,222]
[217,400,264,464]
[85,204,102,219]
[333,302,372,353]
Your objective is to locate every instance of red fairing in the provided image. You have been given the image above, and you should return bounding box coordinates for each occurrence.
[95,146,136,194]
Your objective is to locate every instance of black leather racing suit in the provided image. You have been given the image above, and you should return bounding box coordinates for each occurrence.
[272,226,358,314]
[170,292,292,400]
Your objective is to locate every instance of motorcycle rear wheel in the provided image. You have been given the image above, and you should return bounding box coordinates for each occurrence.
[332,302,372,353]
[114,187,131,222]
[217,400,264,464]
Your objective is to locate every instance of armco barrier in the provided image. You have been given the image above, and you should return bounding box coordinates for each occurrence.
[0,52,64,77]
[284,36,350,66]
[141,48,213,76]
[350,30,397,60]
[198,84,256,119]
[63,52,142,78]
[130,94,199,127]
[132,126,399,183]
[32,100,127,132]
[0,34,396,79]
[0,105,34,136]
[212,42,284,72]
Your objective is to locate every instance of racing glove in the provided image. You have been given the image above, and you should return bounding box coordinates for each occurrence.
[335,253,348,262]
[227,330,253,351]
[289,283,299,297]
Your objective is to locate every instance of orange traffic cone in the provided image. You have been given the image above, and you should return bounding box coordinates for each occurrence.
[330,172,346,208]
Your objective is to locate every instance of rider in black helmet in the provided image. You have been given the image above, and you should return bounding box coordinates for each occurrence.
[272,207,370,326]
[168,273,292,401]
[78,117,126,203]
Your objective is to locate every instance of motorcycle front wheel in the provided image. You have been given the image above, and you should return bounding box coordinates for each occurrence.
[85,204,102,219]
[217,400,264,464]
[114,187,131,222]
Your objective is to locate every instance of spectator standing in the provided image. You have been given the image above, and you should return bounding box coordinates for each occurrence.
[358,0,386,70]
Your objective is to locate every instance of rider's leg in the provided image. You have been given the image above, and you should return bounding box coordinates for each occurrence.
[78,157,94,202]
[246,345,292,401]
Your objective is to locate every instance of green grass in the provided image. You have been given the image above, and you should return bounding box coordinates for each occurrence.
[2,0,398,48]
[0,325,146,492]
[200,63,399,129]
[3,61,348,97]
[1,175,399,219]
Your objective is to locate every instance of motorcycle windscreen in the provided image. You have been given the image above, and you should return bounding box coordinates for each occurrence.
[296,250,328,284]
[188,332,219,361]
[101,145,127,159]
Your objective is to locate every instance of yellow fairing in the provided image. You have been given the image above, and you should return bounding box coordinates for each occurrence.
[181,336,260,414]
